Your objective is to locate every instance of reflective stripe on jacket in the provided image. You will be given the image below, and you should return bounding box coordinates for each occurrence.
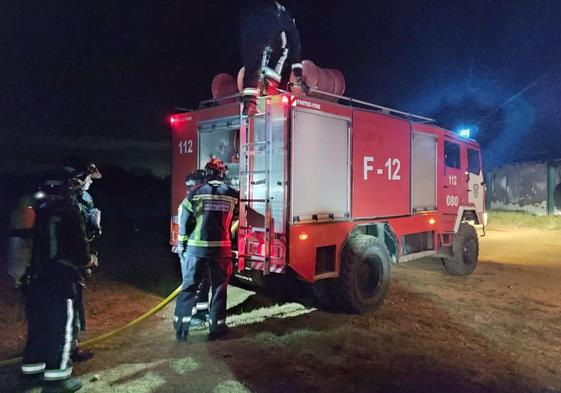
[179,180,239,258]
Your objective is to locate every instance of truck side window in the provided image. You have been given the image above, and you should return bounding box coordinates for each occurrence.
[467,148,481,174]
[444,141,460,169]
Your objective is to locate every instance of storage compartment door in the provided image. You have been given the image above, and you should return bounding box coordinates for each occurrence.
[411,132,437,212]
[351,110,411,218]
[291,110,349,222]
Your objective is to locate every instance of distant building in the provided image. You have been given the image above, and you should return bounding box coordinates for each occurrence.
[486,160,561,216]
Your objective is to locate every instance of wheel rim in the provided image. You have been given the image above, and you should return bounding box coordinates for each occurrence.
[462,237,476,266]
[357,256,383,299]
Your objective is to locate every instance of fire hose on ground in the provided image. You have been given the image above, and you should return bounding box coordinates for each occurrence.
[0,285,182,368]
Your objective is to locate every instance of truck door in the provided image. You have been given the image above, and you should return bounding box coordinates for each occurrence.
[467,147,485,215]
[440,138,467,215]
[411,132,437,213]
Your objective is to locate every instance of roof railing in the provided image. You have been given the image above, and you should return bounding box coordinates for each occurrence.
[199,93,241,109]
[307,88,435,123]
[196,88,435,123]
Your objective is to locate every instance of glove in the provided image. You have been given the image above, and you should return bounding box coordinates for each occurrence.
[89,254,99,268]
[175,243,186,255]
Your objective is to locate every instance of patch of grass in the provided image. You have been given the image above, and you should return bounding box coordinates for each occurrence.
[228,303,313,327]
[249,327,355,362]
[170,357,199,375]
[212,380,252,393]
[251,329,321,348]
[488,210,561,232]
[80,361,168,393]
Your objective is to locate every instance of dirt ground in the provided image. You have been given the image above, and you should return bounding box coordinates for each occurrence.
[1,222,561,393]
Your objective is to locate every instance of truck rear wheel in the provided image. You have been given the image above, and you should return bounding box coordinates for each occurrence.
[332,234,391,314]
[442,222,479,276]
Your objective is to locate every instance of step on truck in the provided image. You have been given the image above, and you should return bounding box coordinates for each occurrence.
[169,89,486,313]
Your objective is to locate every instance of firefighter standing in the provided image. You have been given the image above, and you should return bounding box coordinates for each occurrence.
[240,1,306,116]
[174,169,211,329]
[174,159,238,341]
[21,168,97,393]
[76,164,103,243]
[71,163,102,362]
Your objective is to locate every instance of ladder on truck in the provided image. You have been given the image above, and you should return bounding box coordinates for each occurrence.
[238,104,274,275]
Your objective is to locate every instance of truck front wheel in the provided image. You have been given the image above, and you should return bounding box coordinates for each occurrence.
[442,222,479,276]
[332,234,391,314]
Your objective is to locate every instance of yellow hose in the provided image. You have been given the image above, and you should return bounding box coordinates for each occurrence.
[0,285,182,369]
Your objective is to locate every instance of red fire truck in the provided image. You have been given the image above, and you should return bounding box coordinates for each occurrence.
[169,90,486,313]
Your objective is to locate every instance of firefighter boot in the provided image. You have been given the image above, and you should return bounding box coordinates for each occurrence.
[209,325,230,341]
[42,377,82,393]
[70,348,94,362]
[190,312,208,330]
[21,361,45,388]
[19,373,43,390]
[176,330,189,342]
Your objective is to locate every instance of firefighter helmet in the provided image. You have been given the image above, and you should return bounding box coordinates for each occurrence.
[85,163,102,179]
[41,167,83,196]
[75,163,102,180]
[62,159,102,180]
[205,158,227,179]
[185,169,206,187]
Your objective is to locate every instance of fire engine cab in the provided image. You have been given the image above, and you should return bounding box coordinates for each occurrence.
[169,83,486,314]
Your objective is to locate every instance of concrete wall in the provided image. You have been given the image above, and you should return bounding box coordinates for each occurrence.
[487,160,561,216]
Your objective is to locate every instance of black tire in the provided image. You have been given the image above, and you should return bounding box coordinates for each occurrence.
[312,279,337,311]
[442,222,479,276]
[331,234,391,314]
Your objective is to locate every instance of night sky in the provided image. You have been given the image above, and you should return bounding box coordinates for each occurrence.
[2,0,561,176]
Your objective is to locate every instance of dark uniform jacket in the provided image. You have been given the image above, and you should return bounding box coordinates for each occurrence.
[31,196,93,291]
[178,180,239,258]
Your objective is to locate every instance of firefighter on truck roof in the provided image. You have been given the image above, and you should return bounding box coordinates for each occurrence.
[173,159,239,342]
[21,167,98,393]
[240,0,306,116]
[174,169,212,330]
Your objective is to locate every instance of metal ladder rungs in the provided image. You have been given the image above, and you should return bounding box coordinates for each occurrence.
[241,141,269,147]
[242,150,266,157]
[240,170,268,175]
[245,256,267,262]
[250,179,266,185]
[240,104,274,276]
[243,112,267,119]
[241,227,268,233]
[242,149,284,157]
[239,226,267,231]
